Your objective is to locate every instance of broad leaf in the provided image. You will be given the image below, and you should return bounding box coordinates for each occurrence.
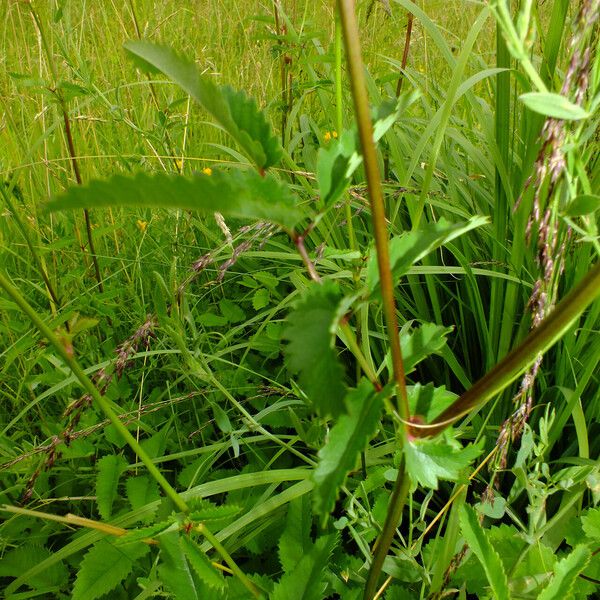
[385,322,453,375]
[279,496,312,572]
[366,217,488,293]
[158,530,199,599]
[124,40,281,169]
[126,475,161,513]
[95,454,128,520]
[405,435,483,490]
[519,92,590,121]
[407,383,457,422]
[537,545,591,600]
[459,504,510,600]
[283,281,346,418]
[581,506,600,540]
[271,534,338,600]
[72,538,149,600]
[564,194,600,217]
[313,379,385,517]
[0,544,68,589]
[47,169,303,230]
[180,536,225,590]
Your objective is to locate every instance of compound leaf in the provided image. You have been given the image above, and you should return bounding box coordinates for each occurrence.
[72,538,149,600]
[405,435,483,490]
[180,536,225,590]
[124,40,281,169]
[283,281,346,418]
[96,454,128,520]
[271,534,338,600]
[537,545,591,600]
[47,169,303,230]
[459,504,510,600]
[313,379,385,517]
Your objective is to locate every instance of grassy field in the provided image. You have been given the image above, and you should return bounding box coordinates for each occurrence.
[1,1,599,598]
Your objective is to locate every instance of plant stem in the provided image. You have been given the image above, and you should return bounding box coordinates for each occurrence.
[0,270,189,514]
[395,13,413,97]
[337,0,408,416]
[338,3,410,596]
[413,260,600,437]
[196,522,262,598]
[364,459,410,600]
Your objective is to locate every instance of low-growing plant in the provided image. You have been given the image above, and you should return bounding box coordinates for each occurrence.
[1,1,599,599]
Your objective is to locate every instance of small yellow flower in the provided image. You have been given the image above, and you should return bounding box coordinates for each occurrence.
[175,158,184,171]
[324,131,331,142]
[332,130,338,139]
[136,219,147,232]
[202,167,213,176]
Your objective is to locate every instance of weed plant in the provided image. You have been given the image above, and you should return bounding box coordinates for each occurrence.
[0,1,599,598]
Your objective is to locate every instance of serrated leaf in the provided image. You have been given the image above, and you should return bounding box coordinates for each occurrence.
[408,383,457,422]
[115,521,174,545]
[96,454,128,520]
[47,169,303,230]
[187,498,242,526]
[405,435,483,490]
[180,536,225,590]
[124,40,281,169]
[219,298,246,323]
[400,322,453,374]
[279,496,312,572]
[537,545,591,600]
[581,507,600,540]
[158,530,199,599]
[366,217,488,293]
[458,504,510,600]
[519,92,590,121]
[313,379,385,517]
[126,475,161,512]
[564,194,600,217]
[283,281,346,418]
[271,534,338,600]
[72,538,149,600]
[252,288,270,310]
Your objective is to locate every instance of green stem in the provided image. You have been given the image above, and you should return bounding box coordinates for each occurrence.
[0,270,189,514]
[196,522,262,598]
[337,0,408,416]
[415,261,600,437]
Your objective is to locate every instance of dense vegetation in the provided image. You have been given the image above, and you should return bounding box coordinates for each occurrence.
[1,1,599,598]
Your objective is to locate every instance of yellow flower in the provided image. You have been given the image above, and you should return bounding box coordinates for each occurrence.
[175,158,184,171]
[202,167,213,176]
[324,131,338,142]
[332,130,338,138]
[136,219,147,232]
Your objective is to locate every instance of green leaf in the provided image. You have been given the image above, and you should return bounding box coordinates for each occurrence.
[458,504,510,600]
[564,194,600,217]
[187,498,242,526]
[180,536,225,590]
[96,454,128,520]
[316,130,361,207]
[126,475,161,512]
[519,92,590,120]
[0,544,68,589]
[283,281,346,418]
[537,545,591,600]
[581,507,600,540]
[47,169,303,230]
[271,534,338,600]
[252,288,270,310]
[407,383,457,422]
[158,530,199,599]
[366,217,488,293]
[279,496,312,572]
[398,322,453,374]
[405,435,483,490]
[313,379,385,517]
[219,298,246,323]
[72,538,149,600]
[124,40,282,169]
